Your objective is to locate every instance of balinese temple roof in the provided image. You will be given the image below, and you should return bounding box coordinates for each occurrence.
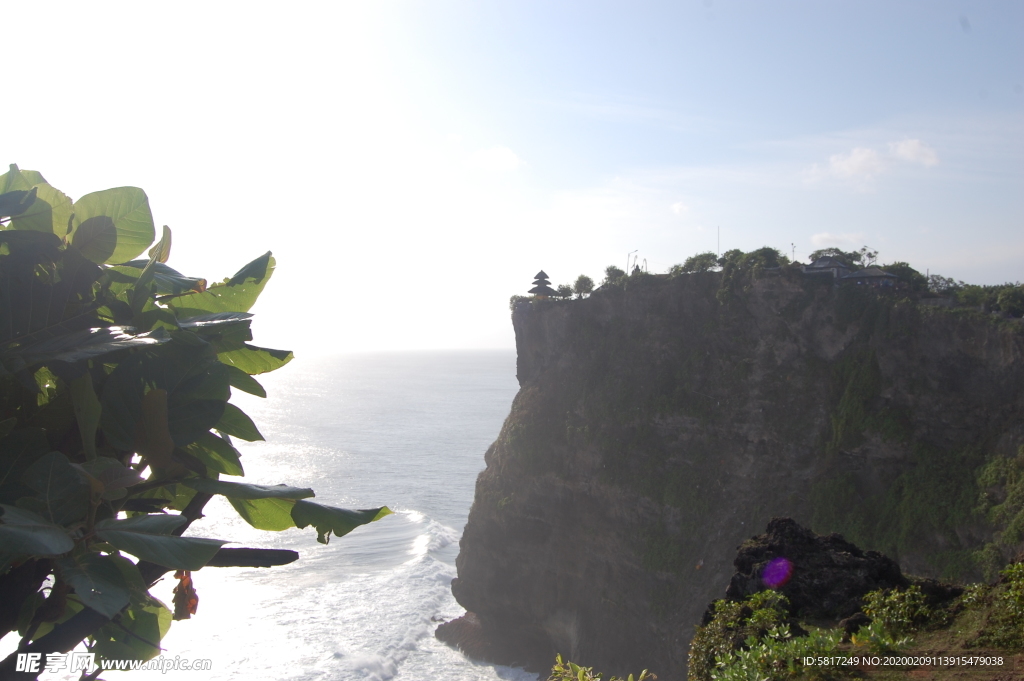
[533,270,549,280]
[806,257,850,269]
[528,284,559,296]
[843,267,898,279]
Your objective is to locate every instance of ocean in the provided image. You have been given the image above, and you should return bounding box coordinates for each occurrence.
[7,350,537,681]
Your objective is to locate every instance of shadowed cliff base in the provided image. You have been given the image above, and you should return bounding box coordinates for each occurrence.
[442,266,1024,679]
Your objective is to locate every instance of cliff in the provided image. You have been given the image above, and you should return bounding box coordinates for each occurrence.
[441,268,1024,679]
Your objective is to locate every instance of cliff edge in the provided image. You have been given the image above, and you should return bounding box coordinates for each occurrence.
[440,269,1024,679]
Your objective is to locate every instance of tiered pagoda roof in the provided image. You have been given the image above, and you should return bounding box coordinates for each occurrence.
[528,270,558,297]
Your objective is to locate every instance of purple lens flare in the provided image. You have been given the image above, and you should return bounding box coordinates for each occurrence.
[761,557,794,589]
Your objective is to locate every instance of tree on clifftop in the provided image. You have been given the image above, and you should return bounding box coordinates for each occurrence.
[572,275,594,299]
[669,252,719,276]
[808,246,877,268]
[602,265,626,287]
[882,261,928,291]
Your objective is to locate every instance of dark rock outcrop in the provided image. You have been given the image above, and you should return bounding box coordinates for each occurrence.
[443,271,1024,680]
[724,517,907,620]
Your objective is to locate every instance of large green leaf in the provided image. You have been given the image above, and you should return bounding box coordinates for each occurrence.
[20,451,91,525]
[177,312,253,331]
[95,515,226,570]
[223,364,266,397]
[100,342,229,451]
[69,374,101,460]
[217,343,293,375]
[183,478,313,499]
[118,261,206,296]
[107,554,150,606]
[80,457,144,499]
[5,326,167,367]
[70,187,155,264]
[98,353,145,451]
[167,398,227,449]
[0,428,49,498]
[99,512,185,534]
[0,504,74,555]
[0,188,37,218]
[164,252,275,316]
[228,497,297,531]
[183,432,243,476]
[291,501,392,545]
[57,553,130,618]
[92,599,171,661]
[165,356,230,446]
[30,594,85,641]
[11,184,73,236]
[102,264,144,299]
[215,403,264,441]
[0,164,47,193]
[0,230,101,346]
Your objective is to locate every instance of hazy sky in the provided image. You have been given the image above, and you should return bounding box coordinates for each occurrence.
[3,1,1021,354]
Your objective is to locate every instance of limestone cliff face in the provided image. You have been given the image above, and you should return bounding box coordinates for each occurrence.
[446,271,1024,679]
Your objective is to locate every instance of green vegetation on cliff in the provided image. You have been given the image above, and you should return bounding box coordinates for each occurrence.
[687,564,1024,680]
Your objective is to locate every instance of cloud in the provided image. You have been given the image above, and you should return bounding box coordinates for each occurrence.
[811,232,866,247]
[466,146,523,172]
[825,147,886,179]
[806,139,939,185]
[889,139,939,167]
[670,201,690,216]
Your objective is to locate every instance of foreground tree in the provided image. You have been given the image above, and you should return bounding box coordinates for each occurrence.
[0,165,390,677]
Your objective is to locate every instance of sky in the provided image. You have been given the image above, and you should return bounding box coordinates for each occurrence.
[2,1,1021,355]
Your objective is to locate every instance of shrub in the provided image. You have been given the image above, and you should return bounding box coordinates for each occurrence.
[848,620,913,655]
[861,586,931,636]
[971,562,1024,649]
[713,626,846,681]
[1002,563,1024,618]
[688,591,792,681]
[509,294,530,311]
[548,654,655,681]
